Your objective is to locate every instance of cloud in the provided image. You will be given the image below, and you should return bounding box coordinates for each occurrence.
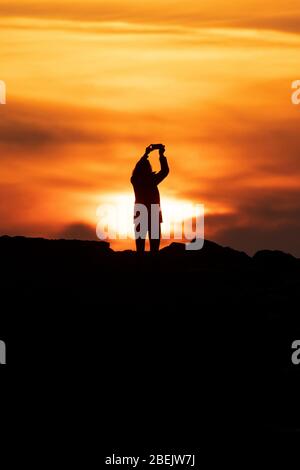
[208,213,300,257]
[213,223,300,257]
[0,99,106,152]
[0,98,169,155]
[0,183,38,226]
[224,13,300,35]
[1,1,300,35]
[188,184,300,256]
[170,104,300,256]
[57,221,98,240]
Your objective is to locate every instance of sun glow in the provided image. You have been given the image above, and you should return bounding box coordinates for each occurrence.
[95,192,207,246]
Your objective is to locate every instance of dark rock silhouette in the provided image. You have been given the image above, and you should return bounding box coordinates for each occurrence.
[1,234,299,437]
[160,239,251,266]
[253,249,299,271]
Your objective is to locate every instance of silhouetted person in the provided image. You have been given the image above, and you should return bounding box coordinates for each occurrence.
[131,144,169,253]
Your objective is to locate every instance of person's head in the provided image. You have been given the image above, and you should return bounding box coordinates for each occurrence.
[134,159,153,179]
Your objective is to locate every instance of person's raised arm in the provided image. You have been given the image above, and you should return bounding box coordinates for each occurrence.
[131,145,152,184]
[154,146,169,185]
[139,145,152,162]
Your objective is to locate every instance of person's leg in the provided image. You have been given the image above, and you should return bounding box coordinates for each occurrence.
[134,204,149,253]
[135,237,146,253]
[134,221,147,253]
[149,207,161,253]
[150,223,161,253]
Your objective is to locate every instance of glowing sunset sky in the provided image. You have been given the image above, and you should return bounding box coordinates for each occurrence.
[1,0,300,253]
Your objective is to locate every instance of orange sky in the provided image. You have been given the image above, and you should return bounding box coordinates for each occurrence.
[1,1,300,254]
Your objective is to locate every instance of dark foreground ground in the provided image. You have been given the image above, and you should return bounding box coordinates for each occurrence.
[1,235,299,451]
